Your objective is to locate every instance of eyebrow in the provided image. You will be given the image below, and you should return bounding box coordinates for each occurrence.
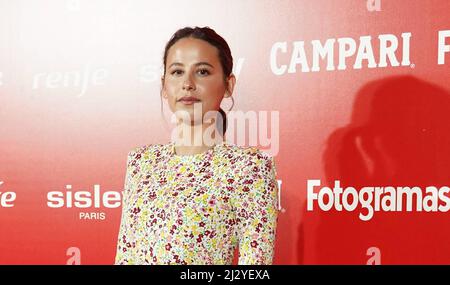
[168,62,214,69]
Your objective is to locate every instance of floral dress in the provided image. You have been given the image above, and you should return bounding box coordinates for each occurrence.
[114,140,279,265]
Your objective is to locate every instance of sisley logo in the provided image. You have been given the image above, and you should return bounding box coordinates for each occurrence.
[270,32,412,75]
[47,184,121,209]
[0,181,16,208]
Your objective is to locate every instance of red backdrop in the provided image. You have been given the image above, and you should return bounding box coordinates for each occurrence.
[0,0,449,264]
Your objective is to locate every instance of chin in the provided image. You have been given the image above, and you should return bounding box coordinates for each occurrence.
[173,110,198,123]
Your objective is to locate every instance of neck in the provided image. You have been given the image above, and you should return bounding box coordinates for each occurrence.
[173,121,224,155]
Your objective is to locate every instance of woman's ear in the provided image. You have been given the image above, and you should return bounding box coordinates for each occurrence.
[225,74,236,98]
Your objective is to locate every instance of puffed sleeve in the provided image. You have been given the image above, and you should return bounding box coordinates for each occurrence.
[235,150,280,265]
[115,150,139,265]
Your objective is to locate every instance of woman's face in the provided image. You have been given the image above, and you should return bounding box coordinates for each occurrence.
[161,37,235,124]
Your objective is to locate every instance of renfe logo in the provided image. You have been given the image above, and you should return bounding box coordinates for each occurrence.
[47,184,121,209]
[0,181,17,208]
[32,63,108,98]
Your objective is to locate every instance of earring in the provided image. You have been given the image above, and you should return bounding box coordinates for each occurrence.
[228,96,234,111]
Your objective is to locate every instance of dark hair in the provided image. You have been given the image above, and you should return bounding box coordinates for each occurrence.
[161,26,234,136]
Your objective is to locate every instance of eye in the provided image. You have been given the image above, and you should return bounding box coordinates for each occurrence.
[171,69,183,76]
[197,68,210,76]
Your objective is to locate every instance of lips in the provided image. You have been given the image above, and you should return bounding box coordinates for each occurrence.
[178,96,200,105]
[178,96,201,102]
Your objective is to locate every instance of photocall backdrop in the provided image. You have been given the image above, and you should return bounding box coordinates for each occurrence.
[1,0,449,265]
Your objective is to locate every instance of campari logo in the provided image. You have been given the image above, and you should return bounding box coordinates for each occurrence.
[270,30,450,75]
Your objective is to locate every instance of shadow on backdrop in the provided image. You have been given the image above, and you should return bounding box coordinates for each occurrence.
[298,75,450,264]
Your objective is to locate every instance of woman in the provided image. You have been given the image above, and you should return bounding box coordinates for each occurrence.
[115,26,279,265]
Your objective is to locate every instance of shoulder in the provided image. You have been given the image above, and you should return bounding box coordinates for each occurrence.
[221,142,276,174]
[225,142,273,160]
[125,143,170,166]
[126,143,162,157]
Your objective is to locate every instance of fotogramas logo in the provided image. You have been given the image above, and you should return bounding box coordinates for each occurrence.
[0,180,17,208]
[438,30,450,65]
[46,184,122,220]
[307,180,450,221]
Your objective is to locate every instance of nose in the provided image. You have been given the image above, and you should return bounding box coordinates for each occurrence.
[182,75,195,91]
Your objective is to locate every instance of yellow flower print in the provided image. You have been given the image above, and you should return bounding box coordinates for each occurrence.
[115,143,278,265]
